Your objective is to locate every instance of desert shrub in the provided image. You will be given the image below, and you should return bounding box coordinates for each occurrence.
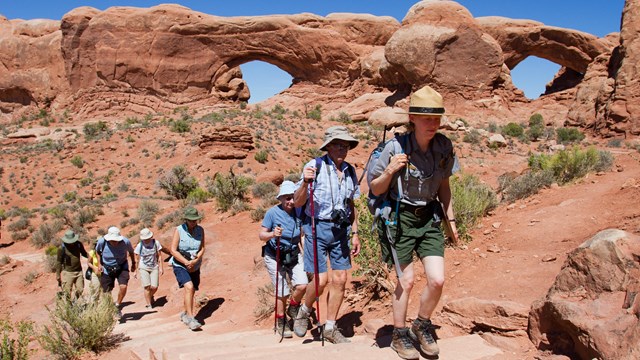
[32,220,64,248]
[156,209,184,230]
[253,283,275,322]
[8,216,30,232]
[11,231,29,241]
[462,129,482,145]
[0,318,34,360]
[206,168,254,212]
[529,147,614,185]
[306,104,322,121]
[187,187,212,204]
[499,170,554,203]
[501,122,524,138]
[352,196,394,297]
[39,293,123,359]
[254,150,269,164]
[70,155,84,169]
[0,255,9,266]
[170,118,191,133]
[63,191,77,202]
[607,138,623,148]
[284,173,300,182]
[23,271,38,285]
[556,127,585,144]
[157,166,199,199]
[83,121,109,140]
[336,112,352,124]
[44,245,59,273]
[306,148,323,159]
[252,182,278,199]
[451,173,498,243]
[137,200,160,227]
[271,104,286,115]
[250,206,267,223]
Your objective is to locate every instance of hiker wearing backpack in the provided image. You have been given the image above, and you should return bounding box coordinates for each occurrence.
[96,226,136,318]
[134,228,164,309]
[56,229,88,300]
[259,181,308,338]
[292,126,361,344]
[369,85,459,359]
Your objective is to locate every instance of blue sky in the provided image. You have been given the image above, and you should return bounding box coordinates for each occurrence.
[0,1,625,102]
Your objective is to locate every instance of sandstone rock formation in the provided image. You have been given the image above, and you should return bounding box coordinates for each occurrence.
[0,0,637,136]
[198,125,253,159]
[529,229,640,359]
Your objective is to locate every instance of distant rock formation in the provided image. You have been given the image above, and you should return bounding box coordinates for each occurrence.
[0,0,637,136]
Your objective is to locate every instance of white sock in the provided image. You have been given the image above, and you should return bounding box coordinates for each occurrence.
[300,304,311,315]
[325,320,335,330]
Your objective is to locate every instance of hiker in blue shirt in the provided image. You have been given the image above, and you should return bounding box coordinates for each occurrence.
[259,180,308,338]
[292,125,361,344]
[96,226,136,318]
[170,207,206,331]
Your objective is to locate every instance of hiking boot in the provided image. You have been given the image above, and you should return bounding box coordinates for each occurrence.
[188,317,202,331]
[409,318,439,356]
[180,312,190,325]
[286,303,300,321]
[293,308,310,337]
[275,317,293,338]
[391,328,419,359]
[322,326,350,344]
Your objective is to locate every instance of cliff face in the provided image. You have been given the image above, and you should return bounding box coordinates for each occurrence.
[0,1,636,136]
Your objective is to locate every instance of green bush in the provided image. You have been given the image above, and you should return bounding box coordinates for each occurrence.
[529,147,614,185]
[451,173,498,243]
[501,122,524,138]
[39,293,123,359]
[170,119,191,133]
[8,216,30,232]
[254,150,269,164]
[156,209,184,230]
[250,206,267,223]
[0,255,9,266]
[83,121,109,140]
[556,127,585,144]
[187,187,212,204]
[0,318,33,360]
[462,129,482,145]
[137,200,160,227]
[306,105,322,121]
[206,168,254,212]
[44,244,59,273]
[529,113,544,128]
[70,156,84,169]
[252,182,278,199]
[157,166,199,199]
[499,170,554,203]
[32,220,64,248]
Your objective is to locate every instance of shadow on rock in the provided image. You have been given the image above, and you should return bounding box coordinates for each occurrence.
[337,310,363,337]
[195,297,224,324]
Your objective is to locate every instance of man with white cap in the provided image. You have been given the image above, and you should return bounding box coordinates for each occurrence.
[369,85,459,359]
[96,226,136,317]
[292,125,361,344]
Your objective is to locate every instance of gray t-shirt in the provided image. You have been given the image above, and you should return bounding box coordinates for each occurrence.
[134,239,162,270]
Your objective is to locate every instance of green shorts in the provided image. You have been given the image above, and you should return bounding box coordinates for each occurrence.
[378,207,445,265]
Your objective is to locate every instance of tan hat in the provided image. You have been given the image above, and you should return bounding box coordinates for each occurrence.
[139,228,153,240]
[61,230,79,244]
[397,85,449,116]
[319,126,359,151]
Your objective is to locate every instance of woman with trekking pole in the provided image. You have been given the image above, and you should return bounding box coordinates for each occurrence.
[258,181,308,339]
[292,126,361,344]
[369,85,459,359]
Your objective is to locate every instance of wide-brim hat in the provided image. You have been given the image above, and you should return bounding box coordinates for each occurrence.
[276,180,296,200]
[139,228,153,240]
[396,85,452,116]
[104,226,124,241]
[319,126,359,151]
[61,230,79,244]
[183,207,202,221]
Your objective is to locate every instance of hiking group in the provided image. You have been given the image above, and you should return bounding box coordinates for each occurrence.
[56,207,206,330]
[259,85,459,359]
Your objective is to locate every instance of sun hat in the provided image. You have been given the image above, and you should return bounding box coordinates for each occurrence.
[183,207,202,221]
[104,226,124,241]
[319,126,359,151]
[276,180,296,200]
[139,228,153,240]
[396,85,450,116]
[61,230,79,244]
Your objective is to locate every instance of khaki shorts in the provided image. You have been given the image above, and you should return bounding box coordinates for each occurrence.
[378,207,445,265]
[139,267,159,288]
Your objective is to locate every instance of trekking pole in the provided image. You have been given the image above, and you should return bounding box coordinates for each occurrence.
[274,224,281,337]
[308,180,324,346]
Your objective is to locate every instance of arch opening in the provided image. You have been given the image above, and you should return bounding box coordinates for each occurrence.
[239,61,293,104]
[510,56,570,100]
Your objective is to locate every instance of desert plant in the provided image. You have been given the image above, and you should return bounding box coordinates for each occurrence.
[11,231,30,241]
[462,129,482,145]
[253,283,275,322]
[501,122,524,138]
[170,118,191,133]
[250,206,267,223]
[32,220,64,248]
[187,187,212,204]
[251,182,278,199]
[157,166,199,200]
[0,255,9,266]
[529,147,614,185]
[156,209,184,230]
[0,318,34,360]
[38,293,123,359]
[306,104,322,121]
[44,245,59,273]
[451,173,498,243]
[8,217,30,232]
[23,271,38,285]
[83,121,109,140]
[254,150,269,164]
[556,127,585,144]
[206,167,254,212]
[70,156,84,169]
[137,200,160,227]
[499,170,555,203]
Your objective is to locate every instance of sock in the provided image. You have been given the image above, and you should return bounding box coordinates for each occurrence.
[300,304,311,315]
[276,313,285,319]
[325,320,335,330]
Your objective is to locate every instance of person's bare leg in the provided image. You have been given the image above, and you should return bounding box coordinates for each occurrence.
[116,284,127,305]
[144,286,152,306]
[183,282,195,316]
[392,263,415,328]
[417,256,445,319]
[326,270,347,321]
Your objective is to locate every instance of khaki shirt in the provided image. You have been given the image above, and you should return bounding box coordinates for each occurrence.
[370,132,456,206]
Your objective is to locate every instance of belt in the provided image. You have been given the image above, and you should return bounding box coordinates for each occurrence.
[399,202,431,217]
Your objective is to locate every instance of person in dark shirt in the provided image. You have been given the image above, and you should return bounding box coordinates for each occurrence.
[56,229,88,300]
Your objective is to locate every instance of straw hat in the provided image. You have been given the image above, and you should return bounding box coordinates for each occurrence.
[139,228,153,240]
[61,230,79,244]
[319,126,359,151]
[397,85,450,116]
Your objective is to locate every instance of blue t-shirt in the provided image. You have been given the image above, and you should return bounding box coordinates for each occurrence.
[261,205,303,257]
[96,237,134,273]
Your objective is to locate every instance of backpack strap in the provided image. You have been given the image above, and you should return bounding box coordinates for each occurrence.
[60,243,67,266]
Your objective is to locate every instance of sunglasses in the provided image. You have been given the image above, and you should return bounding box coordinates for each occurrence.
[330,143,351,151]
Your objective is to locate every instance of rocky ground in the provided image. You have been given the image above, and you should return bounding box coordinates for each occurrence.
[0,106,639,359]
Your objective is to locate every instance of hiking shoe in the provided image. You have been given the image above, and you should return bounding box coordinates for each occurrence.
[276,317,293,338]
[391,328,419,359]
[286,303,300,321]
[115,309,122,320]
[293,308,310,337]
[188,317,202,331]
[180,312,190,325]
[322,326,350,344]
[145,304,153,309]
[409,318,439,356]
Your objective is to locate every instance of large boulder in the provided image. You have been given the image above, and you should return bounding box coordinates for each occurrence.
[529,229,640,359]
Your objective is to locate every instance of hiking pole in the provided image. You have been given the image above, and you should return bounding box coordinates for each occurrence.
[309,179,324,346]
[274,224,281,338]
